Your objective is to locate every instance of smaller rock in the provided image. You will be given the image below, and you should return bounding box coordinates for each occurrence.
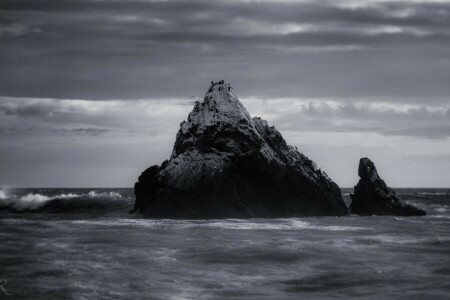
[350,158,426,216]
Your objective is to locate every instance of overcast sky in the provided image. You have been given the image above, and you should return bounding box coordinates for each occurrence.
[1,0,449,187]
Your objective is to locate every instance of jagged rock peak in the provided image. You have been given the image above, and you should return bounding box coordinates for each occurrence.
[133,81,349,218]
[358,157,379,181]
[350,157,426,216]
[173,80,266,159]
[191,80,253,125]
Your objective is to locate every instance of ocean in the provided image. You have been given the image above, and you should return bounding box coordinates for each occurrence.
[0,188,449,299]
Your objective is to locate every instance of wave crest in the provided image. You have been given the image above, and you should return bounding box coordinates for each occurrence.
[14,193,80,210]
[87,191,122,198]
[0,190,130,212]
[0,189,8,200]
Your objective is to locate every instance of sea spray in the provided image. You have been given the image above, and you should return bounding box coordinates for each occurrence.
[0,189,131,212]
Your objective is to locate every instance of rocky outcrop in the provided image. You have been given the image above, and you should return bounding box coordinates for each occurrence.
[132,81,349,218]
[350,158,426,216]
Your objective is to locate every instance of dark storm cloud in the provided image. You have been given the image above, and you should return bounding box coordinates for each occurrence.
[1,0,450,100]
[2,0,450,28]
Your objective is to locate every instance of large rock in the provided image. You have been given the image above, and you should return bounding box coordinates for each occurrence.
[350,158,426,216]
[132,81,349,218]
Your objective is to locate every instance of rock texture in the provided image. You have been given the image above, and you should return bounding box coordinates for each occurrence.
[350,158,426,216]
[133,81,349,218]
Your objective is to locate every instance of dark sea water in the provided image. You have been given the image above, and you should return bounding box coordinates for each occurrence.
[0,188,449,299]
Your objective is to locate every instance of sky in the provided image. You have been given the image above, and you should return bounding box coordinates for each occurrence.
[0,0,449,188]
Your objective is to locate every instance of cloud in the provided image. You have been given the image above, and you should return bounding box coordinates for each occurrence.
[0,0,449,100]
[0,96,191,140]
[0,127,112,136]
[252,98,450,139]
[1,1,449,187]
[1,95,448,140]
[381,125,450,139]
[1,94,449,187]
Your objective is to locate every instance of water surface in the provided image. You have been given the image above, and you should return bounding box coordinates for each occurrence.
[0,188,449,299]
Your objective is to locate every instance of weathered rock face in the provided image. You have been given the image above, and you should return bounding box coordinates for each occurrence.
[350,158,426,216]
[133,81,349,218]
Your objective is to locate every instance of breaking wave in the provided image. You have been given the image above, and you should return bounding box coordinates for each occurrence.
[14,193,80,210]
[0,189,8,200]
[0,189,131,213]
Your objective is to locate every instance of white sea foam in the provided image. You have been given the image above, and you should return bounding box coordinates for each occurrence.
[87,191,123,199]
[71,219,165,229]
[428,204,448,213]
[70,218,368,232]
[429,215,450,219]
[418,192,447,196]
[364,234,450,245]
[2,191,126,211]
[0,189,8,199]
[394,217,426,224]
[54,193,80,199]
[176,220,368,231]
[312,225,369,231]
[87,191,99,197]
[10,193,80,210]
[290,220,368,231]
[14,193,52,210]
[199,220,294,230]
